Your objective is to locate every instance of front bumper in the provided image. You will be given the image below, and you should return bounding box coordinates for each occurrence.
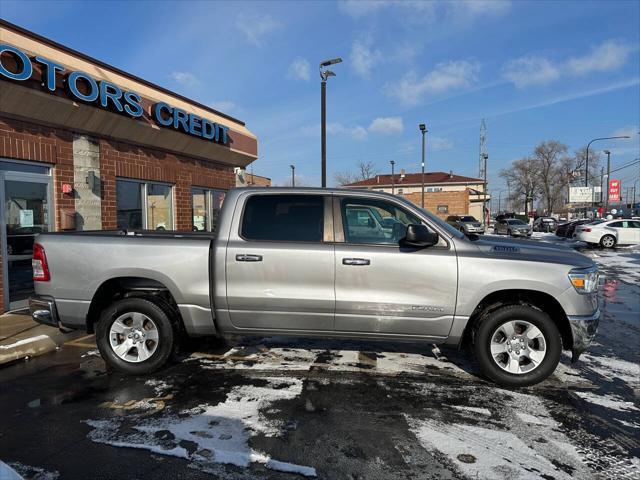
[567,308,600,362]
[511,230,532,236]
[29,295,62,329]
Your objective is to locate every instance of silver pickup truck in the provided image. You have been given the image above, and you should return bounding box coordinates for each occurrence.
[29,188,600,387]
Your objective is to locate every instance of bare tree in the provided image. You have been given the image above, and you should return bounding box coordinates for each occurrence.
[334,160,378,186]
[500,157,539,214]
[532,140,569,214]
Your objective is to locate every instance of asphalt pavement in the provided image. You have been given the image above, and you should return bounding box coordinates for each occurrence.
[0,242,638,480]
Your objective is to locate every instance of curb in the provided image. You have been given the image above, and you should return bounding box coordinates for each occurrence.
[0,324,81,366]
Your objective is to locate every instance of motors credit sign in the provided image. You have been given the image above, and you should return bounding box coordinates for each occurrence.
[609,180,621,202]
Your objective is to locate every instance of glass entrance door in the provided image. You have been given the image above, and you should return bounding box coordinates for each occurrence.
[1,167,52,310]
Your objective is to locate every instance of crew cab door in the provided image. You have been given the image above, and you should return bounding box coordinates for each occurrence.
[333,195,458,338]
[225,193,335,331]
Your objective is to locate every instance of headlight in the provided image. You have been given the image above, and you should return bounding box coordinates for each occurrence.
[568,266,599,294]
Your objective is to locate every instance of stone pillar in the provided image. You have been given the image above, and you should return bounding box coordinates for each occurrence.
[73,135,102,230]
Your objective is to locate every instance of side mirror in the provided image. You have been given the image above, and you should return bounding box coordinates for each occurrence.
[403,224,439,248]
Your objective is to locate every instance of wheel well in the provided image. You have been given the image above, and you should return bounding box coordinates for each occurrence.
[86,277,181,333]
[463,289,573,351]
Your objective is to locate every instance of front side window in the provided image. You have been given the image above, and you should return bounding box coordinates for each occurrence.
[241,194,324,242]
[341,197,421,245]
[116,179,173,230]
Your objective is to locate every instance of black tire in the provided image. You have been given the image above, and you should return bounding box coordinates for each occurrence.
[96,297,177,375]
[473,305,562,387]
[600,234,616,249]
[507,229,512,236]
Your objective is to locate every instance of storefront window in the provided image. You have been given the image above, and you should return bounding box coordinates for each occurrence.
[147,183,173,230]
[191,188,225,232]
[117,179,173,230]
[116,180,143,230]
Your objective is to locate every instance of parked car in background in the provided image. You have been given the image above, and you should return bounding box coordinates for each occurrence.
[446,215,484,234]
[573,219,605,238]
[30,187,600,387]
[494,218,532,237]
[566,219,594,238]
[576,219,640,248]
[532,217,557,233]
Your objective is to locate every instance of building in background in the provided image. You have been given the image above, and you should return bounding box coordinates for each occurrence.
[0,20,258,312]
[343,170,489,219]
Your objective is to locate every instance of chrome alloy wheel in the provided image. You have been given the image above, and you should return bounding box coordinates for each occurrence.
[601,235,615,248]
[109,312,159,363]
[489,320,547,374]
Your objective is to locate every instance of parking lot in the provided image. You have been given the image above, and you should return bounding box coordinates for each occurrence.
[0,236,638,480]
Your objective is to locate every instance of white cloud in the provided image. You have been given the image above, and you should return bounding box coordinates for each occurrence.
[429,136,454,151]
[368,116,404,134]
[209,100,237,114]
[170,71,198,87]
[287,58,310,81]
[387,60,481,105]
[328,123,368,140]
[339,0,508,21]
[351,35,382,78]
[611,125,639,138]
[567,40,634,75]
[235,13,282,46]
[502,56,560,88]
[453,0,511,17]
[503,40,635,88]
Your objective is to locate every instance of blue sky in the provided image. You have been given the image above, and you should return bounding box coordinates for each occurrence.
[2,0,639,192]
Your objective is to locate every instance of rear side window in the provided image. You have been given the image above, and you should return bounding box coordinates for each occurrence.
[241,194,324,242]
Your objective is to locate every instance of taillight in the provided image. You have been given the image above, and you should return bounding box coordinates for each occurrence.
[32,243,50,281]
[583,228,591,232]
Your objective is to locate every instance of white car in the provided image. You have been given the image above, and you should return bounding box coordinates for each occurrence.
[576,219,640,248]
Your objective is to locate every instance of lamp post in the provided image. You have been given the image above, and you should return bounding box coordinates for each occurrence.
[390,160,396,195]
[585,136,630,187]
[319,57,342,188]
[419,123,427,208]
[603,150,611,213]
[481,153,488,227]
[290,164,295,187]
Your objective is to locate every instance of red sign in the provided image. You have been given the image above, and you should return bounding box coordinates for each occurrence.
[608,180,621,202]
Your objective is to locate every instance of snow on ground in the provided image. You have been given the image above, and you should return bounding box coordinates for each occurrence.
[580,354,640,386]
[573,391,639,412]
[85,377,316,477]
[585,248,640,285]
[4,461,59,480]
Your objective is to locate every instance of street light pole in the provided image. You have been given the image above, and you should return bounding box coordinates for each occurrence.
[390,160,396,195]
[319,57,342,188]
[290,164,295,187]
[585,136,631,187]
[482,153,488,227]
[603,150,611,213]
[419,124,427,208]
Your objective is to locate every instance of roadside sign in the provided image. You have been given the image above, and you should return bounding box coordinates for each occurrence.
[569,186,601,203]
[608,180,621,202]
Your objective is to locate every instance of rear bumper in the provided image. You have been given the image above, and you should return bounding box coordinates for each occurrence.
[567,308,600,362]
[29,295,65,330]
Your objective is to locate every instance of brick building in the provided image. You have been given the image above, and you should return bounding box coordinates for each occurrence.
[343,170,489,219]
[0,21,257,313]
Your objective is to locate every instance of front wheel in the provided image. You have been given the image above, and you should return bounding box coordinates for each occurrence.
[473,305,561,387]
[600,234,616,249]
[96,297,177,375]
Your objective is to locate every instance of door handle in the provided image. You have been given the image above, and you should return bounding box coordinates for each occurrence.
[342,257,370,266]
[236,254,263,262]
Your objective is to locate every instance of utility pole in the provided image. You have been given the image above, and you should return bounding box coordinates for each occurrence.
[481,153,488,227]
[419,123,427,208]
[390,160,396,195]
[603,150,611,212]
[319,57,342,188]
[290,165,295,187]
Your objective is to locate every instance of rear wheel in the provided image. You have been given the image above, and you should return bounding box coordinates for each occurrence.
[96,297,177,375]
[473,305,561,387]
[600,234,616,249]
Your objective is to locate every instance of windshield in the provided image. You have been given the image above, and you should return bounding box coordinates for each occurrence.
[507,219,527,225]
[460,216,477,222]
[587,219,605,225]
